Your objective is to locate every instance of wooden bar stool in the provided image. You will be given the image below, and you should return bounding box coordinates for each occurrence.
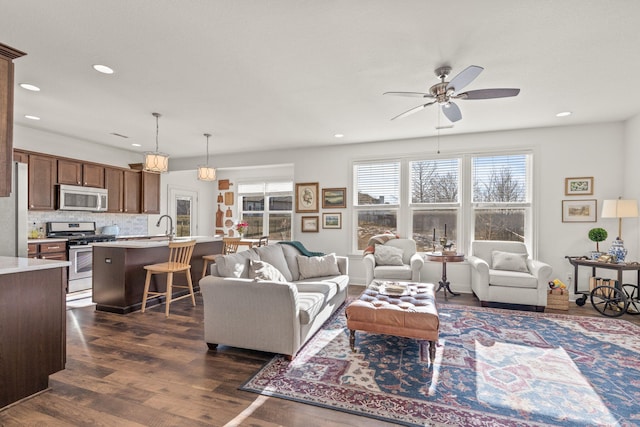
[141,239,197,317]
[201,237,241,279]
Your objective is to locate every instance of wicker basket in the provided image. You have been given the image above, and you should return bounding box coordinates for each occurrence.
[547,288,569,310]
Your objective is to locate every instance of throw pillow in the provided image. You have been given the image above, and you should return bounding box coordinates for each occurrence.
[249,259,288,282]
[297,253,341,279]
[374,244,404,266]
[492,250,529,273]
[255,244,293,281]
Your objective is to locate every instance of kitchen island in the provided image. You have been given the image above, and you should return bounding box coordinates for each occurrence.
[92,236,223,314]
[0,256,70,409]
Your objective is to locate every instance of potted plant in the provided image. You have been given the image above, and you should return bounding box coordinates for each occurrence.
[588,227,608,259]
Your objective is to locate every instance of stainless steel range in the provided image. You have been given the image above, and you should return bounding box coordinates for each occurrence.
[46,221,116,293]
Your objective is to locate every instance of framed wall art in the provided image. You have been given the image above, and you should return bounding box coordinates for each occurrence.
[322,187,346,209]
[565,177,593,196]
[562,199,597,222]
[322,213,342,229]
[301,216,319,232]
[295,182,319,213]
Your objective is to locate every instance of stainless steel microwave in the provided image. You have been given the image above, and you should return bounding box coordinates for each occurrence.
[58,184,108,212]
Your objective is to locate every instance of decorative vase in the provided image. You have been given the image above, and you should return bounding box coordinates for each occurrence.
[608,238,628,263]
[590,251,603,260]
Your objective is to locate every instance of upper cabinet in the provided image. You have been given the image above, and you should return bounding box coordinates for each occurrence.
[58,159,104,188]
[0,43,26,197]
[28,154,57,210]
[104,167,124,213]
[141,171,160,214]
[123,170,141,214]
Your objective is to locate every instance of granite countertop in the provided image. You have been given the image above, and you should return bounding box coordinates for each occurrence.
[93,235,222,249]
[0,256,70,275]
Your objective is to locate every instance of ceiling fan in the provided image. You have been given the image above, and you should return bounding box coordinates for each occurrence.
[384,65,520,122]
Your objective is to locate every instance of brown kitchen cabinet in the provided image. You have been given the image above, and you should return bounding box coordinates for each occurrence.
[105,167,124,213]
[123,169,141,213]
[13,150,28,163]
[141,171,160,214]
[28,153,57,210]
[58,159,104,188]
[28,241,67,261]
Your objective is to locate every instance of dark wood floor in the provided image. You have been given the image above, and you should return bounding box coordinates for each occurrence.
[1,286,638,426]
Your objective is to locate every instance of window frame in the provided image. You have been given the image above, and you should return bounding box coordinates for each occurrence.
[237,180,293,241]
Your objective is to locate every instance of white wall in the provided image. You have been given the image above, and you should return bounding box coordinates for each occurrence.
[624,113,640,258]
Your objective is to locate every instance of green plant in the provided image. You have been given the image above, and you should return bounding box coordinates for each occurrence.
[588,227,608,252]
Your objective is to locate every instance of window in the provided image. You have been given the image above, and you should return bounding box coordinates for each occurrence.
[410,158,460,251]
[352,152,533,253]
[238,181,293,241]
[471,154,530,242]
[354,161,400,250]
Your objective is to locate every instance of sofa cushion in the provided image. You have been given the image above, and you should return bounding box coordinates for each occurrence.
[492,250,529,273]
[374,244,404,266]
[254,244,293,281]
[297,253,341,279]
[297,274,350,293]
[295,281,338,305]
[215,250,259,278]
[249,259,288,282]
[280,244,302,281]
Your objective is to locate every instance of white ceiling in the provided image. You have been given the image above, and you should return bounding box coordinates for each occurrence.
[2,0,639,160]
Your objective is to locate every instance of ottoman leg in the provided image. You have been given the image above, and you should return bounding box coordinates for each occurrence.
[429,340,436,362]
[349,330,356,352]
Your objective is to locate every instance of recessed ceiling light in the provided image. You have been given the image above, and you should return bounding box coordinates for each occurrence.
[334,133,344,138]
[93,64,114,74]
[25,115,40,120]
[20,83,40,91]
[556,111,572,117]
[131,143,141,147]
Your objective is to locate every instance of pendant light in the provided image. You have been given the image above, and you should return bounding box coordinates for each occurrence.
[144,112,169,173]
[197,133,216,181]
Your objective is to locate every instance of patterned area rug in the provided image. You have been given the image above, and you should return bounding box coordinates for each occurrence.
[241,303,640,426]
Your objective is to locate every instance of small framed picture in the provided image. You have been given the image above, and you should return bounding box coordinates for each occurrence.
[301,216,319,232]
[295,182,319,213]
[565,177,593,196]
[562,199,597,222]
[322,213,342,229]
[322,187,346,209]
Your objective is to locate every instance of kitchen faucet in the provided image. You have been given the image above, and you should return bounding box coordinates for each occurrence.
[156,215,174,240]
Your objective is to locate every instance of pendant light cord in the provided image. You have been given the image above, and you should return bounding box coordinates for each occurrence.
[152,112,161,152]
[205,133,211,166]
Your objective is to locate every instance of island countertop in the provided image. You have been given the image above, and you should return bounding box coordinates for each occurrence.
[92,235,222,249]
[0,256,70,275]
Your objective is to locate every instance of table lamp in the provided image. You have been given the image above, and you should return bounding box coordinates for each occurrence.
[601,198,638,262]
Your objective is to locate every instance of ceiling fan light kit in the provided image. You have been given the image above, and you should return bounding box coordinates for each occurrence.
[385,65,520,123]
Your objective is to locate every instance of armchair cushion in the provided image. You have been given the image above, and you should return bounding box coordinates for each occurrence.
[374,244,404,266]
[492,250,529,273]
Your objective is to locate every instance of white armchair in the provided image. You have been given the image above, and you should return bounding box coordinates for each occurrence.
[363,238,424,285]
[467,240,552,312]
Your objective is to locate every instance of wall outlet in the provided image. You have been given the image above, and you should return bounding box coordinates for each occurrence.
[566,272,573,284]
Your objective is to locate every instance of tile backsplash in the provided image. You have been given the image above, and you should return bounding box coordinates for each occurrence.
[28,211,149,237]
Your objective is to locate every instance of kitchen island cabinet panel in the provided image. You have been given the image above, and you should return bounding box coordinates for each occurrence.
[0,258,68,409]
[93,238,222,314]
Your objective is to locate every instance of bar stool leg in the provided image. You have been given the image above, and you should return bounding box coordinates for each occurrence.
[141,270,152,313]
[165,272,173,317]
[186,270,196,306]
[201,259,210,280]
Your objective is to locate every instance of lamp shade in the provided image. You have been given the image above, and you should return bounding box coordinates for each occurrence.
[197,166,216,181]
[144,152,169,173]
[601,199,639,218]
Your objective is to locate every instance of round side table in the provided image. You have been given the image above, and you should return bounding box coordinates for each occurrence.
[425,251,465,299]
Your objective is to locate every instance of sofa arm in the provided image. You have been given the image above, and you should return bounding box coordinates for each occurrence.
[409,253,424,281]
[199,275,302,356]
[363,253,375,285]
[527,259,553,287]
[336,255,349,276]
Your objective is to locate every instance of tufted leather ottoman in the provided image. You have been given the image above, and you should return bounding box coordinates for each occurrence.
[345,281,439,362]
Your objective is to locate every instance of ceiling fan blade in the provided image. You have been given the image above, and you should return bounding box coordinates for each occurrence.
[391,101,436,120]
[383,91,433,98]
[446,65,484,93]
[442,102,462,122]
[457,88,521,99]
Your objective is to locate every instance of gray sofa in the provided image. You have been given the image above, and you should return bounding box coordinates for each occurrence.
[199,243,349,358]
